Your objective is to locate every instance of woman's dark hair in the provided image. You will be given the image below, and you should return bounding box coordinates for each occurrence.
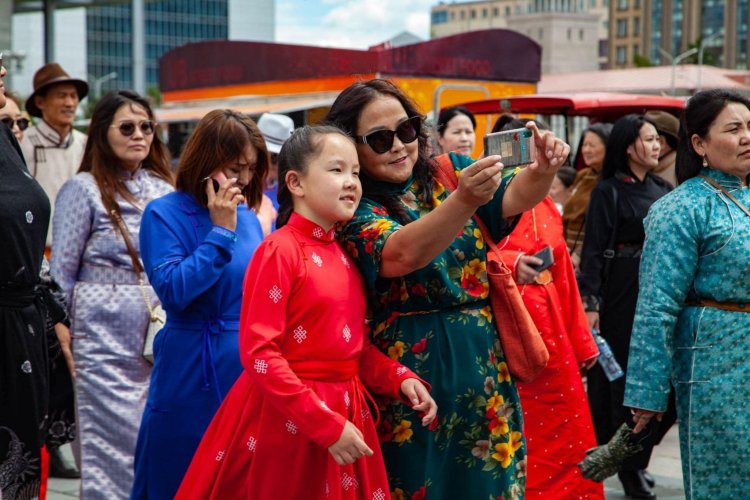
[585,122,614,147]
[601,114,653,180]
[676,89,750,184]
[175,109,268,210]
[556,165,577,188]
[275,125,354,228]
[437,106,476,135]
[491,114,515,133]
[79,90,173,222]
[324,79,434,225]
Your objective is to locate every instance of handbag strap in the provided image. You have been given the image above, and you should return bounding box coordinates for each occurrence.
[110,209,157,318]
[700,175,750,218]
[433,154,505,263]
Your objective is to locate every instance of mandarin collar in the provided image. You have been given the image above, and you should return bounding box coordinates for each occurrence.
[288,213,336,242]
[37,119,75,148]
[702,167,745,191]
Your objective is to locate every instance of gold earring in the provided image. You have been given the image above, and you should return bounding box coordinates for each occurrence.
[702,156,709,168]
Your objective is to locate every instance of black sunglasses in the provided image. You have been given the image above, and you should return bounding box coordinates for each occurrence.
[1,117,29,131]
[110,120,156,137]
[356,116,421,154]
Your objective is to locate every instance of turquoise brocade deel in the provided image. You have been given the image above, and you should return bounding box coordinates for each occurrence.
[624,168,750,500]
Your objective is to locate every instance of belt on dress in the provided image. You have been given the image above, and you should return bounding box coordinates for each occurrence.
[78,265,139,285]
[686,299,750,313]
[167,317,241,405]
[0,282,38,308]
[288,358,380,426]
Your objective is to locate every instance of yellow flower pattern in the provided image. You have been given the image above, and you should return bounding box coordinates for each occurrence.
[393,420,413,443]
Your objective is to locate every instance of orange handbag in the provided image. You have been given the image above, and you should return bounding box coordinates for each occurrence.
[434,154,549,383]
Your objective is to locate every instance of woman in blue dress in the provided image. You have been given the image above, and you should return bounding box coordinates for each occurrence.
[132,110,268,499]
[624,89,750,499]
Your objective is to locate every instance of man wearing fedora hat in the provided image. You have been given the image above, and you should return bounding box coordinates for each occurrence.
[20,62,89,252]
[19,62,87,481]
[645,110,680,188]
[255,113,295,234]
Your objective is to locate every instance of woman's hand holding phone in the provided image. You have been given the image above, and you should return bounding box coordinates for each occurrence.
[206,171,244,232]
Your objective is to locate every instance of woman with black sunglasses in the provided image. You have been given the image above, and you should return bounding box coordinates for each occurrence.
[0,91,30,143]
[328,79,569,499]
[50,90,174,499]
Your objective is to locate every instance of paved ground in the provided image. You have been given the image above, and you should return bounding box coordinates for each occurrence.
[48,426,684,499]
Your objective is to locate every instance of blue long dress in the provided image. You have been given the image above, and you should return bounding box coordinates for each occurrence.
[624,168,750,499]
[131,191,264,499]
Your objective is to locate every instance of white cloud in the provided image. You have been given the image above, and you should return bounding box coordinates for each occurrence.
[277,0,434,49]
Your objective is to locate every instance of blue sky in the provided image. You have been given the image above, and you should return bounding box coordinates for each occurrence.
[275,0,435,49]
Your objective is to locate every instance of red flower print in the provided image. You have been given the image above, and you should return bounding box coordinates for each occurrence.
[428,415,440,431]
[411,338,427,353]
[373,205,388,216]
[411,486,426,500]
[411,283,426,296]
[461,274,486,297]
[378,419,394,443]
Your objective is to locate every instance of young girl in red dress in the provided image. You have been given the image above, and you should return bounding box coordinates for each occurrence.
[175,125,437,499]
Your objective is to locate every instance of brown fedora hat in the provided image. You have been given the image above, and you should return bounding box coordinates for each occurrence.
[25,62,89,118]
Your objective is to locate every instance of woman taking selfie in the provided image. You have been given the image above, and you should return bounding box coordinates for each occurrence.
[132,109,268,499]
[328,79,569,499]
[51,90,174,498]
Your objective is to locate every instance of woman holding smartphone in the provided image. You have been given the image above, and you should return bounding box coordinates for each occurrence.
[131,110,268,499]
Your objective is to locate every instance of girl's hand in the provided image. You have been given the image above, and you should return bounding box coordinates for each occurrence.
[328,420,374,465]
[400,378,438,426]
[525,121,570,175]
[453,155,503,208]
[631,409,663,434]
[54,322,75,377]
[579,357,598,376]
[586,311,600,331]
[206,177,244,232]
[515,254,543,284]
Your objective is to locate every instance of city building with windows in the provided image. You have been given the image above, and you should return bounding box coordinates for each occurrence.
[609,0,748,69]
[430,0,605,72]
[9,0,273,100]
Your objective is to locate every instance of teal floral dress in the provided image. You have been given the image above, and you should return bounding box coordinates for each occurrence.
[624,168,750,499]
[341,153,526,500]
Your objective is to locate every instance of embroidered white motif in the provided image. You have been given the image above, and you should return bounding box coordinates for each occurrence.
[285,420,298,434]
[361,407,370,421]
[21,361,32,374]
[396,366,407,376]
[341,473,359,490]
[343,324,352,343]
[312,227,324,238]
[269,285,283,303]
[254,359,268,374]
[344,391,351,408]
[293,325,307,343]
[372,488,386,500]
[246,436,257,452]
[215,450,225,461]
[341,254,350,268]
[25,211,33,224]
[311,252,323,267]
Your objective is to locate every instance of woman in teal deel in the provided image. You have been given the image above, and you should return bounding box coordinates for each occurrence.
[327,79,570,499]
[625,89,750,499]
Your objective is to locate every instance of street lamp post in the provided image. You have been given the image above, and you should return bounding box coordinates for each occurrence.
[88,72,118,99]
[658,47,699,96]
[697,31,724,92]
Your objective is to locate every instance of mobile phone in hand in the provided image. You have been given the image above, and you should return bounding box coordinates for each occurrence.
[484,127,535,171]
[529,245,554,272]
[207,170,228,193]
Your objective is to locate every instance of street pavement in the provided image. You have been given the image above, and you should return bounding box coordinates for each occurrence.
[48,426,684,499]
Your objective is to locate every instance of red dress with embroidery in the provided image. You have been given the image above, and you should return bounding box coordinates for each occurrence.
[176,213,422,500]
[499,197,603,499]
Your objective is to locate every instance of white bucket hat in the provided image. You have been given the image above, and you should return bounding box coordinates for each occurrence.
[257,113,295,154]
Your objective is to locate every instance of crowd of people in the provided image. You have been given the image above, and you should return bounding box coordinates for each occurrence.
[3,55,750,500]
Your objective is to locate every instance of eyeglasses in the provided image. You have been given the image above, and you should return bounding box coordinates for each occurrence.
[356,116,421,154]
[1,117,29,131]
[110,120,156,137]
